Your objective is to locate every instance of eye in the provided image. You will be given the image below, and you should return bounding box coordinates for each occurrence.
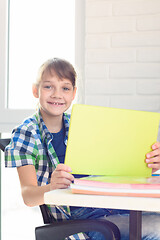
[44,85,51,89]
[63,87,70,91]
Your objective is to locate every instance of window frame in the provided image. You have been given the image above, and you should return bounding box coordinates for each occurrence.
[0,0,85,133]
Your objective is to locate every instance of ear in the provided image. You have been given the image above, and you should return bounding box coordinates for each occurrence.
[72,87,77,100]
[32,84,39,98]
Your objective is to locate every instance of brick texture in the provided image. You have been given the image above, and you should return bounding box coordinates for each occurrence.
[85,0,160,114]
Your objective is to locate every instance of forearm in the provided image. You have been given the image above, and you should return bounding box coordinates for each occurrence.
[21,183,51,207]
[17,165,51,207]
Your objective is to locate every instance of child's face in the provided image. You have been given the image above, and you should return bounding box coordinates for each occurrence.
[33,72,76,118]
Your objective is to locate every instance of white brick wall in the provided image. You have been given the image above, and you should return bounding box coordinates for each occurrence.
[85,0,160,113]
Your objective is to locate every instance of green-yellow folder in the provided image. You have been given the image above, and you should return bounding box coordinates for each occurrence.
[65,104,160,177]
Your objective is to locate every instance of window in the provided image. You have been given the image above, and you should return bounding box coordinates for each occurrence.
[0,0,84,132]
[8,0,75,109]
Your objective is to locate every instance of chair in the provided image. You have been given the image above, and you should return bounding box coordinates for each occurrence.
[0,138,121,240]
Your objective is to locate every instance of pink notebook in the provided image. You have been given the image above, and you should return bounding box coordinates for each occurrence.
[71,176,160,198]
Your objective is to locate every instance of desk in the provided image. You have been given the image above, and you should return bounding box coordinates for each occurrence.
[44,188,160,240]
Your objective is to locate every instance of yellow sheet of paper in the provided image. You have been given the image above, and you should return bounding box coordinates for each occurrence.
[65,104,160,177]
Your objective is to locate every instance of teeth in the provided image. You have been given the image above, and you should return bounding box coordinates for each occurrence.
[53,102,63,105]
[48,102,64,105]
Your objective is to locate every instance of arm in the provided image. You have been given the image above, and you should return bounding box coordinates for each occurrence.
[17,165,50,207]
[146,142,160,173]
[17,164,74,207]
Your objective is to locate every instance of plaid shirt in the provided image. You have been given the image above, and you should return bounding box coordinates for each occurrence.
[5,110,89,240]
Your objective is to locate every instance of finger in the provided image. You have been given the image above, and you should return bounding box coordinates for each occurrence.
[50,182,71,190]
[52,169,74,181]
[50,177,73,190]
[56,163,72,173]
[147,162,160,170]
[56,171,74,181]
[146,148,160,159]
[57,184,71,189]
[152,142,160,150]
[55,177,73,185]
[146,156,160,164]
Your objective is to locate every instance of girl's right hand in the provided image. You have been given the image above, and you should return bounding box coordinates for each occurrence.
[50,164,74,190]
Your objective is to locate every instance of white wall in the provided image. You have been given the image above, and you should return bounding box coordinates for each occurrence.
[85,0,160,113]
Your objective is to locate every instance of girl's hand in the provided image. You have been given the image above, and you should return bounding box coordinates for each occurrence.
[50,164,74,190]
[146,142,160,173]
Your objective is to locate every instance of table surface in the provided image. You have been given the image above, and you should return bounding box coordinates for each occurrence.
[44,188,160,212]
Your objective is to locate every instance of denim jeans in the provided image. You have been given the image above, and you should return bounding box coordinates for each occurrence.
[70,207,160,240]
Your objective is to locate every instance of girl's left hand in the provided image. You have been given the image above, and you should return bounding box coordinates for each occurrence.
[146,142,160,173]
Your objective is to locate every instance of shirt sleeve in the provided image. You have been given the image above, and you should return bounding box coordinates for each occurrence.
[5,125,38,168]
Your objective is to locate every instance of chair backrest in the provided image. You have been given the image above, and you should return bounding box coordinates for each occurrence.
[0,138,51,224]
[0,138,11,152]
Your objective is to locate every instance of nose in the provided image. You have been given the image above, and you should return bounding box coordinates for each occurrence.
[51,87,61,98]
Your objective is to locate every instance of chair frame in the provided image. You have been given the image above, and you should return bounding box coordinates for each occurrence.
[0,138,121,240]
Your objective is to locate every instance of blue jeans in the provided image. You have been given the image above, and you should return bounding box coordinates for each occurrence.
[70,207,160,240]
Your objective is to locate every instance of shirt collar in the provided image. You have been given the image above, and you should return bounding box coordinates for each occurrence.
[35,109,70,145]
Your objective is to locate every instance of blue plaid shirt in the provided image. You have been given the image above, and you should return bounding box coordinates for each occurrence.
[5,109,89,239]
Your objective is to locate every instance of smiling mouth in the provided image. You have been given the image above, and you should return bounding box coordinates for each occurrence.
[48,102,64,105]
